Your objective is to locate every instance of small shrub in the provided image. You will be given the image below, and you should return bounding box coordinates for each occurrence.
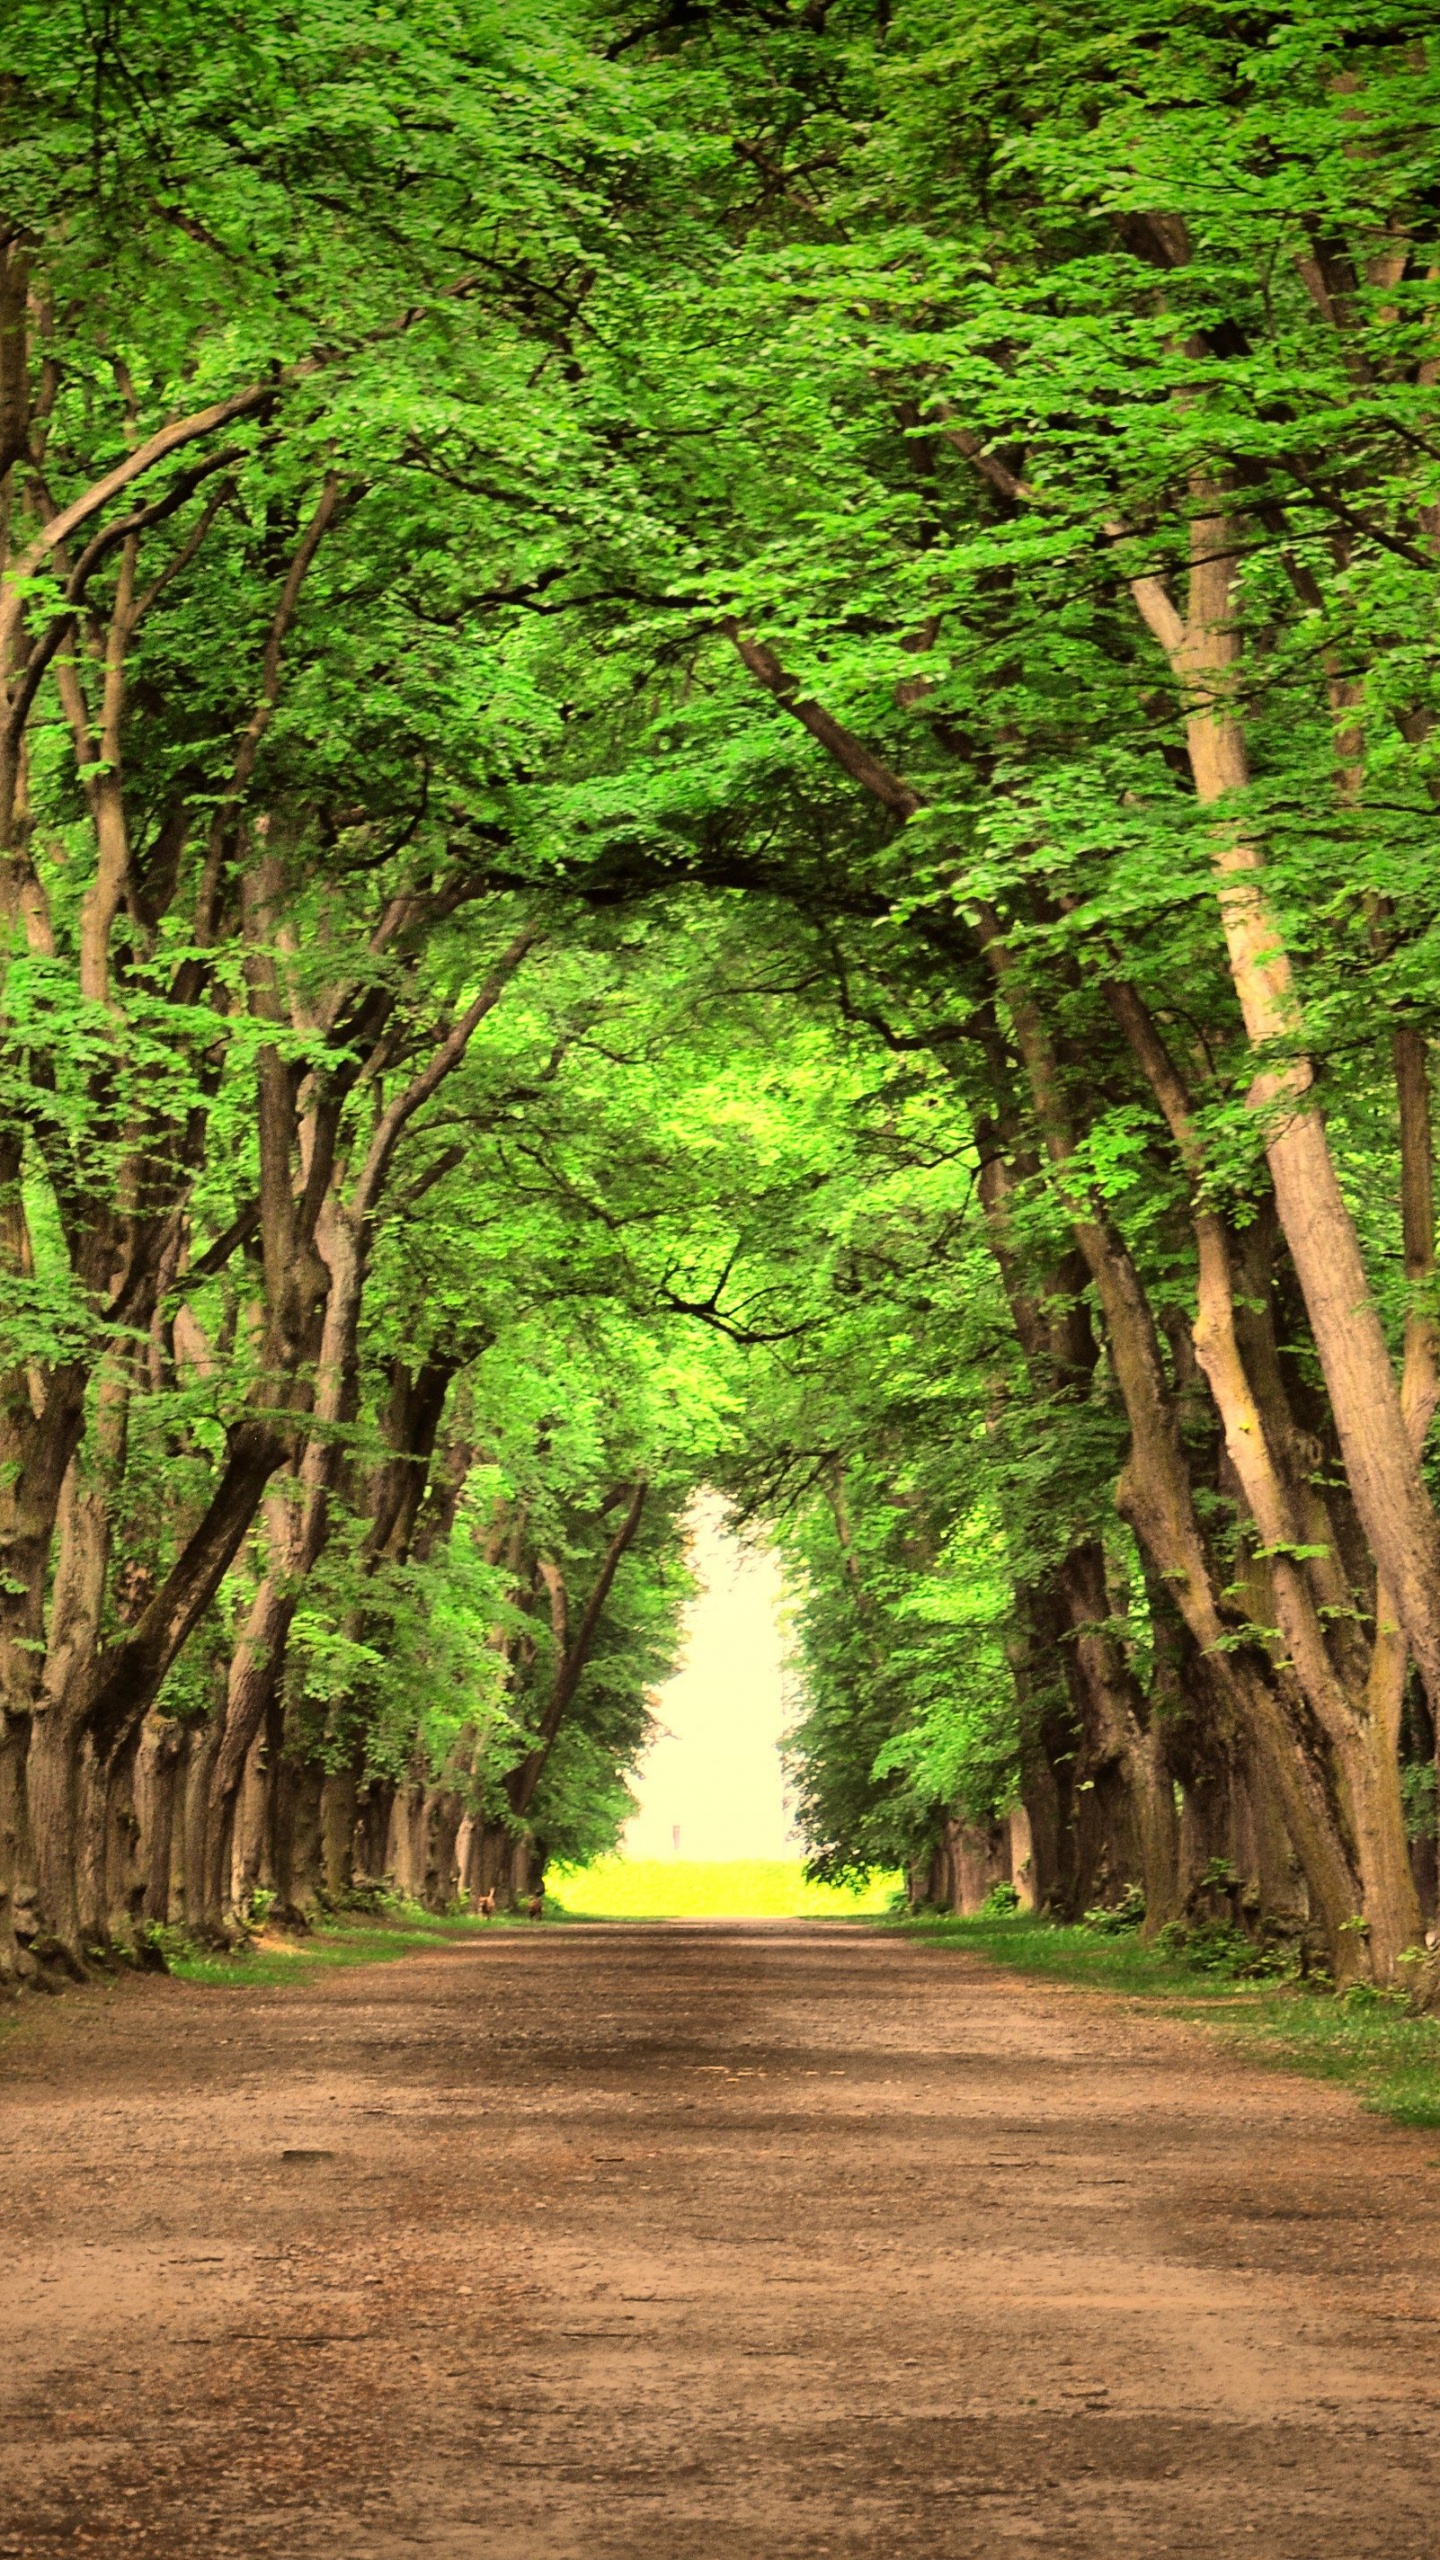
[1083,1884,1146,1934]
[1342,1980,1386,2011]
[979,1881,1021,1917]
[1182,1920,1255,1974]
[1198,1856,1239,1890]
[1157,1917,1295,1982]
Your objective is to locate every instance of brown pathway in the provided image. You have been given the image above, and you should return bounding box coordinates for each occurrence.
[2,1919,1439,2558]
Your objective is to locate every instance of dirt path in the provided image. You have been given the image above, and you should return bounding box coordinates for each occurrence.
[3,1920,1440,2559]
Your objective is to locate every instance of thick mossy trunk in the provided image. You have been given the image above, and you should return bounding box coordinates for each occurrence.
[424,1788,464,1910]
[101,1730,145,1949]
[470,1821,513,1907]
[275,1757,326,1922]
[178,1717,222,1936]
[25,1702,88,1966]
[136,1714,183,1927]
[510,1831,543,1904]
[320,1766,359,1902]
[230,1724,274,1919]
[1008,1803,1038,1910]
[946,1818,1010,1915]
[1341,1737,1425,1986]
[1230,1741,1306,1930]
[907,1836,950,1912]
[1131,1725,1183,1939]
[1069,1760,1140,1919]
[354,1779,394,1889]
[0,1709,32,1986]
[384,1777,429,1901]
[1018,1736,1071,1915]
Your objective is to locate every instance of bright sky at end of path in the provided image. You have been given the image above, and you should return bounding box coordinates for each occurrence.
[622,1495,795,1863]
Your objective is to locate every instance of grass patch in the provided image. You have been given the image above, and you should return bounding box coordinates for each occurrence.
[546,1856,900,1920]
[897,1911,1440,2131]
[0,1905,505,2035]
[156,1903,503,1990]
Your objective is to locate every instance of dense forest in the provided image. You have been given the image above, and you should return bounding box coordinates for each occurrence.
[2,0,1439,1994]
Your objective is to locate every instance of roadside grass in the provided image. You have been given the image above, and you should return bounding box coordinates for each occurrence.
[2,1865,892,2026]
[17,1887,1440,2136]
[546,1856,900,1920]
[156,1903,505,1990]
[897,1910,1440,2132]
[1,1899,597,2033]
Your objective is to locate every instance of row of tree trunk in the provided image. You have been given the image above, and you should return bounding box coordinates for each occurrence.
[1,1694,547,1990]
[913,1756,1437,1937]
[731,565,1440,1988]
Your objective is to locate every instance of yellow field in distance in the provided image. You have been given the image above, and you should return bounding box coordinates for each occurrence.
[544,1857,899,1920]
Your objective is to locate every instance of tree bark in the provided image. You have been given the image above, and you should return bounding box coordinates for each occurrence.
[505,1483,648,1824]
[136,1713,183,1929]
[1107,974,1421,1976]
[1132,492,1440,1730]
[0,1706,29,1983]
[320,1766,359,1903]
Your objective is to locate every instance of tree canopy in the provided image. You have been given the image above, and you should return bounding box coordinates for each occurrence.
[3,0,1440,1991]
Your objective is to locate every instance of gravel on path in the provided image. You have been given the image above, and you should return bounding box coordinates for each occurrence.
[2,1918,1439,2559]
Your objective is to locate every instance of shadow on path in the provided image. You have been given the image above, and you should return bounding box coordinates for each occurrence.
[2,1920,1436,2558]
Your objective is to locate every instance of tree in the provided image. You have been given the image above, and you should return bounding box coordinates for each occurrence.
[7,0,1440,1997]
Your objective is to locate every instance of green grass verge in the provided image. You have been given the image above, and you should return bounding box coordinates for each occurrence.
[18,1890,1438,2138]
[0,1907,493,2034]
[546,1856,900,1920]
[895,1911,1440,2132]
[156,1903,508,1990]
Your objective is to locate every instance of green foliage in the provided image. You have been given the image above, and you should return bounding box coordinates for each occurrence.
[979,1881,1020,1918]
[1084,1886,1147,1937]
[6,0,1440,1962]
[1401,1762,1437,1845]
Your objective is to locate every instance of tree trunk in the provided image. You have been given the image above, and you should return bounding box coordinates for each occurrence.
[135,1713,183,1928]
[1008,1802,1037,1910]
[906,1835,949,1911]
[320,1766,359,1903]
[0,1708,31,1984]
[425,1789,464,1910]
[949,1819,1008,1914]
[1158,505,1440,1734]
[1007,1584,1081,1914]
[510,1831,542,1904]
[1054,1542,1177,1926]
[354,1779,394,1889]
[1229,1739,1305,1930]
[1130,1722,1182,1937]
[230,1726,273,1917]
[473,1821,513,1907]
[385,1776,429,1901]
[207,1531,300,1929]
[25,1702,87,1965]
[1339,1733,1423,1985]
[179,1715,222,1935]
[102,1729,145,1948]
[275,1757,325,1921]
